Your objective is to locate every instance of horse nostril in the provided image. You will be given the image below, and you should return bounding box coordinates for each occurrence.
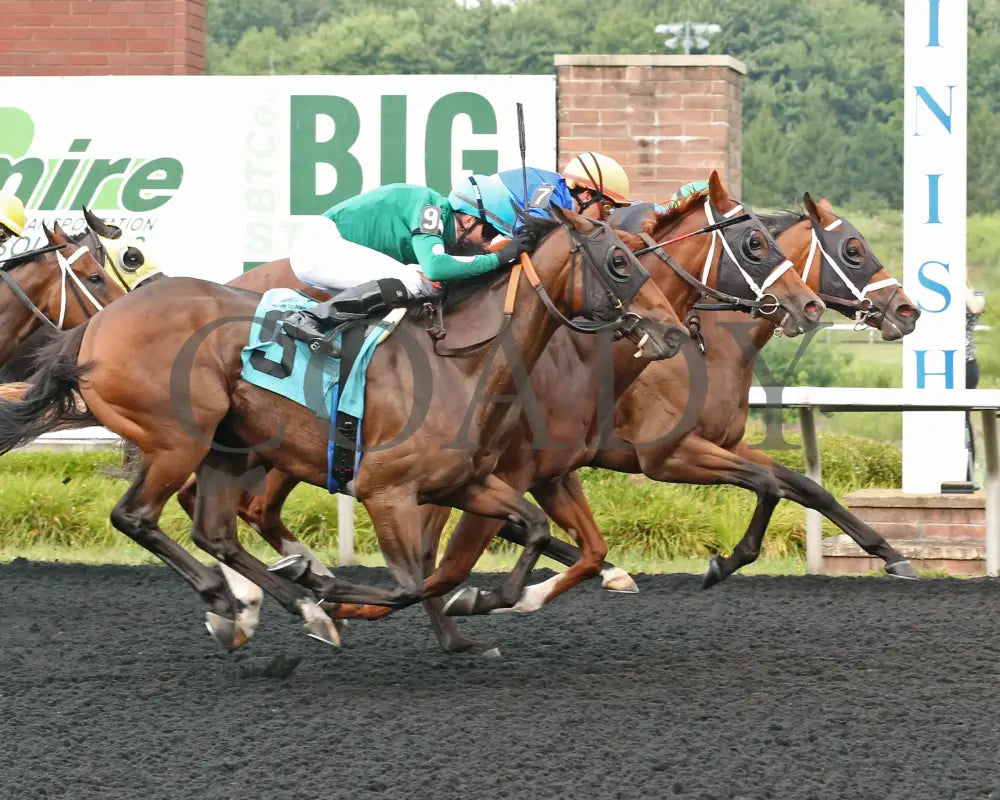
[896,304,918,320]
[804,301,823,320]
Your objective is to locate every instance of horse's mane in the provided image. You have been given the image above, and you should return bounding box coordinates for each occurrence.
[757,208,807,238]
[434,212,562,314]
[0,251,38,271]
[640,190,708,235]
[2,227,92,272]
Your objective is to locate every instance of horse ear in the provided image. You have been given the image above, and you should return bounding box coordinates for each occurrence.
[803,193,823,224]
[708,170,729,210]
[549,203,592,233]
[82,206,122,240]
[53,221,70,239]
[41,220,55,242]
[816,196,834,212]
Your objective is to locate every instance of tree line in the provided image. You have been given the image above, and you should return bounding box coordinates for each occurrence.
[206,0,1000,211]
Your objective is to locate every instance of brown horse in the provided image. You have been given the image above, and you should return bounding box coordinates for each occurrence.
[0,224,125,368]
[0,208,688,650]
[435,193,919,634]
[271,173,828,647]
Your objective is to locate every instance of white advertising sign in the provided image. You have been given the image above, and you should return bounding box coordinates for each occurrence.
[903,0,968,492]
[0,75,556,282]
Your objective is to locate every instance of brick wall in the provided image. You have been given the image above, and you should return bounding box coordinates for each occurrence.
[0,0,205,76]
[555,54,745,203]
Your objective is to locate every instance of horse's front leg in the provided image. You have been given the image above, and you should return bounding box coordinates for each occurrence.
[431,474,553,616]
[748,452,917,580]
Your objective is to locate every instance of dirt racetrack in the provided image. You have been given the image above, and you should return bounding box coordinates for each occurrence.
[2,561,1000,800]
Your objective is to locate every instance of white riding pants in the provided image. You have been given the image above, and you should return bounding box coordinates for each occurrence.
[290,215,430,296]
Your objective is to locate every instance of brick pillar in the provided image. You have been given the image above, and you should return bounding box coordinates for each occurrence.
[555,54,745,203]
[0,0,205,76]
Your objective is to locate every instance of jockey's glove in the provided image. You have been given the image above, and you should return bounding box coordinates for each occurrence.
[495,230,537,266]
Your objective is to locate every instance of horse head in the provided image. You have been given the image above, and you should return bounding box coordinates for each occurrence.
[80,206,166,291]
[0,222,125,364]
[641,170,825,336]
[540,203,688,360]
[797,193,918,341]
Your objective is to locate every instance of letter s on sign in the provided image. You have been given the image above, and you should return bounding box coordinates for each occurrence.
[917,260,950,313]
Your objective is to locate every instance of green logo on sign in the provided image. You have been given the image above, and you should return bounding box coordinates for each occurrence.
[0,107,184,212]
[289,92,500,214]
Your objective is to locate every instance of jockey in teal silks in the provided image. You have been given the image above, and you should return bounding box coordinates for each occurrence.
[281,175,532,344]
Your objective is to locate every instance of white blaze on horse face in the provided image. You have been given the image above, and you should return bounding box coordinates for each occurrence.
[279,539,334,577]
[218,563,263,640]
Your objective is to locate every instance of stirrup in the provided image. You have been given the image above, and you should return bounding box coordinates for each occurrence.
[307,332,341,357]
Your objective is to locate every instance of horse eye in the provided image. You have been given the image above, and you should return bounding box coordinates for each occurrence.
[607,251,632,282]
[120,246,144,272]
[87,274,104,285]
[741,231,765,262]
[842,239,864,267]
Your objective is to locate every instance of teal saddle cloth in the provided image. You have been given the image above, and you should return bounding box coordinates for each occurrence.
[239,288,387,490]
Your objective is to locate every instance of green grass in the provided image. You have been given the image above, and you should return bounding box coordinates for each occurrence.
[0,432,902,570]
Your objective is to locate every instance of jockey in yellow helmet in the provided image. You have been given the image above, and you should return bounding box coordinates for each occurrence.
[560,152,632,219]
[0,191,27,248]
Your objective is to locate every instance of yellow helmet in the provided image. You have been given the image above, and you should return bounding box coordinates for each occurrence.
[0,190,27,236]
[561,152,631,203]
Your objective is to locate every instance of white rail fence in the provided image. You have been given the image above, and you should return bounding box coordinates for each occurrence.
[746,387,1000,576]
[23,387,1000,576]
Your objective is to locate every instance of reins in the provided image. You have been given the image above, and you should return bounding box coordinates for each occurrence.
[429,222,643,358]
[0,242,108,331]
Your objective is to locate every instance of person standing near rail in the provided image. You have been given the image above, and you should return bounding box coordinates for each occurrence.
[966,281,986,482]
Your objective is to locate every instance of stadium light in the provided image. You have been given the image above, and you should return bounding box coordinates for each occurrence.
[655,21,721,55]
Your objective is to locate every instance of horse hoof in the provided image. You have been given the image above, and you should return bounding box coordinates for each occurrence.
[302,616,341,648]
[886,560,919,580]
[701,556,726,590]
[268,553,310,583]
[443,586,480,616]
[601,567,639,594]
[204,612,250,651]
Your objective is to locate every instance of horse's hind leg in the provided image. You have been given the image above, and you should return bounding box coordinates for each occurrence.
[507,471,612,610]
[497,522,636,593]
[110,452,241,646]
[191,447,341,647]
[432,475,553,616]
[240,467,335,577]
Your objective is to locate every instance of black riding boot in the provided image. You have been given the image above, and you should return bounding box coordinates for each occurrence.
[282,278,411,350]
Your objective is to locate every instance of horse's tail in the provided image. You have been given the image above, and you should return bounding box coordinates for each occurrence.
[0,324,96,454]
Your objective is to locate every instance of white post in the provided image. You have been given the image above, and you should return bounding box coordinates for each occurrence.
[800,407,823,575]
[982,409,999,576]
[901,0,968,492]
[337,494,356,566]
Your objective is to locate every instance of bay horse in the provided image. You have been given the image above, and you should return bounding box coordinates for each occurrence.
[0,207,688,650]
[0,224,125,369]
[435,192,919,638]
[270,172,829,649]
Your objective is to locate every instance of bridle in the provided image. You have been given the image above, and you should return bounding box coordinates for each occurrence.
[634,194,802,346]
[801,214,900,330]
[430,217,654,357]
[700,198,793,317]
[0,242,108,331]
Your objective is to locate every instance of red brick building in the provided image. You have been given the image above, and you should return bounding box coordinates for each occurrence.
[556,54,745,200]
[0,0,205,76]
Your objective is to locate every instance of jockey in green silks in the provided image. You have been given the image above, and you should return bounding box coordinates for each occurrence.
[281,175,534,344]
